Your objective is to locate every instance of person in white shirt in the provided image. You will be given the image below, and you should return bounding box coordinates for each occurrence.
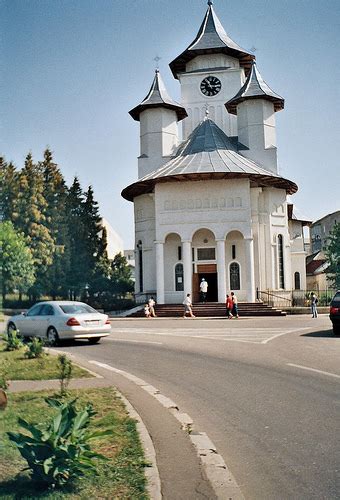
[183,293,195,318]
[148,297,156,317]
[199,278,208,303]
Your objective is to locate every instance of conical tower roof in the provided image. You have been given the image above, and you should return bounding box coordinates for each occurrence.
[226,61,284,114]
[169,2,254,79]
[122,118,297,201]
[129,70,187,121]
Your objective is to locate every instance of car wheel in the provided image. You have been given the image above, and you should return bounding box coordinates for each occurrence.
[88,337,101,344]
[333,325,340,336]
[47,327,59,346]
[7,322,17,335]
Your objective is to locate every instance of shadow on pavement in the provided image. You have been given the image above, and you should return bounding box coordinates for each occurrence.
[301,329,339,338]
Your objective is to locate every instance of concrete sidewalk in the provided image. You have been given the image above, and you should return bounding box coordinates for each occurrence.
[7,358,219,500]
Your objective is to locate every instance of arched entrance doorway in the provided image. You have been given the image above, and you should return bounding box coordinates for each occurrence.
[191,228,218,302]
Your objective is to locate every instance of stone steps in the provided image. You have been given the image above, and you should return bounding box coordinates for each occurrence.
[129,302,286,317]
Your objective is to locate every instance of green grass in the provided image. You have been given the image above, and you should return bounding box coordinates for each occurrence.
[0,343,91,380]
[0,387,148,499]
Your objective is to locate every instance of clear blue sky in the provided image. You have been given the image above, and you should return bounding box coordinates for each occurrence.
[2,0,340,248]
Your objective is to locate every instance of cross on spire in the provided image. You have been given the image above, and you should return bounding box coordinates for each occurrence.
[153,55,161,70]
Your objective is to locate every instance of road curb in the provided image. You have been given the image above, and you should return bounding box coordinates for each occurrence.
[89,360,245,499]
[118,391,162,500]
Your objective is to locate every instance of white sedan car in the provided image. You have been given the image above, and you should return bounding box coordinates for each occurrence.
[7,301,111,345]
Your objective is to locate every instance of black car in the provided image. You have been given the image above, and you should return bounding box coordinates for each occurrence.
[329,291,340,335]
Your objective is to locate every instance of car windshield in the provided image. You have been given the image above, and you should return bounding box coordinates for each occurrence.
[332,293,340,305]
[59,304,98,315]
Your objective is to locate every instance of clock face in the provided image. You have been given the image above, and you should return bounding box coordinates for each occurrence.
[200,76,221,97]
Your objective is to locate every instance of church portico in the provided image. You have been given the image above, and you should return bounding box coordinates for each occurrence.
[123,2,306,308]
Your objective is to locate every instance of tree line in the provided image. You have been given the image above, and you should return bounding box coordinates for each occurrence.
[0,149,133,309]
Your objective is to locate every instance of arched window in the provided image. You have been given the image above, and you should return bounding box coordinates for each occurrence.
[175,263,184,291]
[278,235,285,289]
[137,240,143,292]
[230,262,240,290]
[294,272,301,290]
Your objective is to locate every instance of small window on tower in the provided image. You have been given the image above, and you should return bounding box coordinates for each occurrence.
[178,246,182,261]
[232,245,236,260]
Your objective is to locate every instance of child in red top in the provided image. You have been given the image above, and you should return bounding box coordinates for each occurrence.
[226,294,233,319]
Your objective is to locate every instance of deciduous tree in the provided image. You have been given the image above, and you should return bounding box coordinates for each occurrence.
[325,222,340,289]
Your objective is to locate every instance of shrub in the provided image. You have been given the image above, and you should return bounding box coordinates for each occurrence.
[8,397,110,489]
[57,354,73,396]
[24,337,45,359]
[2,328,24,351]
[0,360,9,390]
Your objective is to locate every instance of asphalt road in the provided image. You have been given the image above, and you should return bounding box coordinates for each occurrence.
[54,315,339,499]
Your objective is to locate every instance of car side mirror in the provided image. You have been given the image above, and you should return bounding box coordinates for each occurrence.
[21,312,26,316]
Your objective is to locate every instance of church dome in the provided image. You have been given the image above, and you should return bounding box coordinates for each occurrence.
[121,118,297,201]
[226,61,284,114]
[129,70,187,122]
[169,2,254,79]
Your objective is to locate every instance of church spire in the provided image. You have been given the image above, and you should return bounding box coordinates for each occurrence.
[225,61,284,114]
[169,3,254,79]
[129,70,187,122]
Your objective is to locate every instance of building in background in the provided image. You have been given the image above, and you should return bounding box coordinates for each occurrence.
[122,2,307,304]
[306,210,339,291]
[124,249,135,281]
[310,210,340,254]
[101,218,124,259]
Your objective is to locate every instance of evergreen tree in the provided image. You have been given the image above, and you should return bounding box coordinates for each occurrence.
[0,157,19,222]
[66,177,87,299]
[14,153,54,299]
[325,222,340,289]
[0,221,35,301]
[83,185,104,295]
[40,149,70,298]
[90,226,111,295]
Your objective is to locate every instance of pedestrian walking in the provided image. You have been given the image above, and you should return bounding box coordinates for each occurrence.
[148,297,156,317]
[310,292,318,318]
[183,293,195,318]
[231,292,239,318]
[226,294,233,319]
[199,278,208,302]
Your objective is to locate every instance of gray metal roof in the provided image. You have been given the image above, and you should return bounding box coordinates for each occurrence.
[169,3,254,79]
[129,70,187,122]
[122,118,297,201]
[226,62,284,114]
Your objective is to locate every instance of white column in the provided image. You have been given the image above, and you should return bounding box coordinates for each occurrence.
[216,239,226,302]
[182,240,192,297]
[155,241,165,304]
[245,237,255,302]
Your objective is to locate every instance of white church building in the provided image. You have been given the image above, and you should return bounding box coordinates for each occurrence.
[122,2,307,304]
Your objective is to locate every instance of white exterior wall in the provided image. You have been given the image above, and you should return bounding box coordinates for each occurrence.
[237,99,278,173]
[289,219,307,289]
[164,233,183,303]
[179,54,245,139]
[154,179,252,301]
[138,108,179,178]
[134,194,156,302]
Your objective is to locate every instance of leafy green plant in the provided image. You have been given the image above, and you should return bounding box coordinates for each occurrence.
[24,337,45,359]
[57,354,73,396]
[0,359,10,390]
[2,327,24,351]
[7,397,110,488]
